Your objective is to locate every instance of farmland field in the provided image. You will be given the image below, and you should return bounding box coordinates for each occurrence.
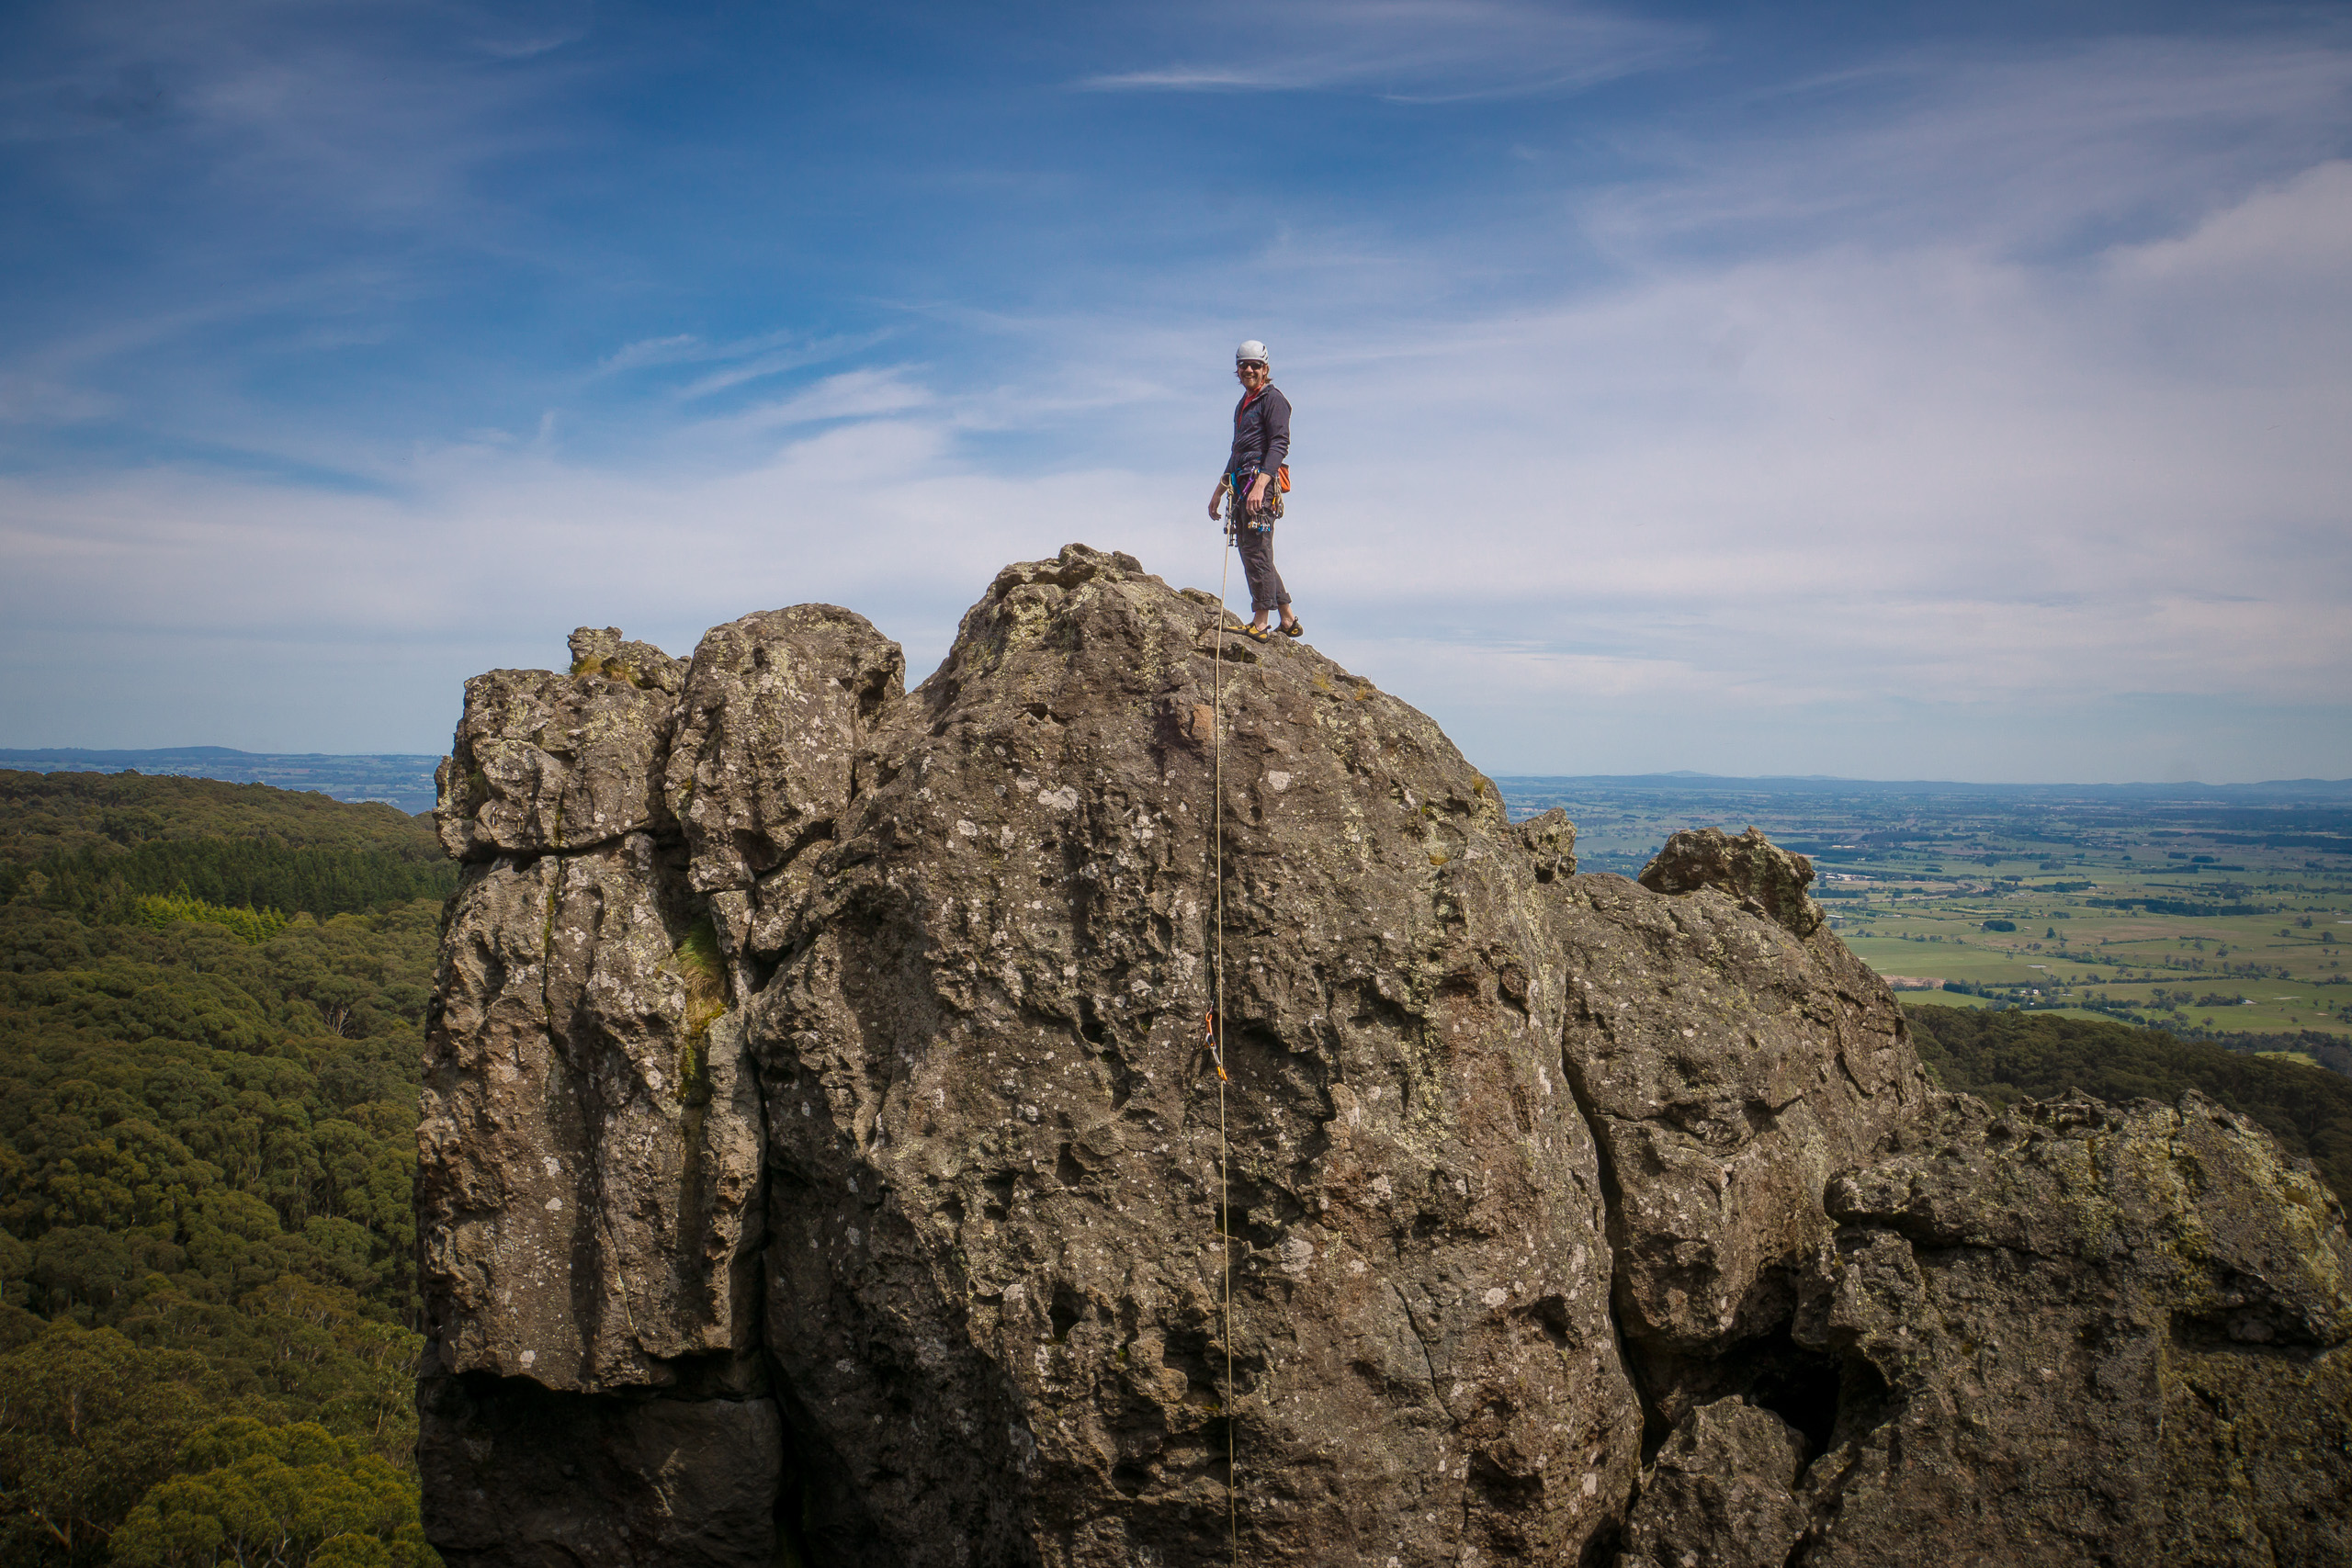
[1495,774,2352,1054]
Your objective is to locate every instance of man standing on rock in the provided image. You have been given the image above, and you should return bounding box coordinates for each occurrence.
[1210,340,1301,643]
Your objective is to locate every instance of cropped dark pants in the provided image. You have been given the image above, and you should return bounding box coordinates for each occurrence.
[1234,512,1289,614]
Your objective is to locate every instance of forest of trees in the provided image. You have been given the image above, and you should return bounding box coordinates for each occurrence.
[0,771,455,925]
[1906,1004,2352,1205]
[1,771,446,1566]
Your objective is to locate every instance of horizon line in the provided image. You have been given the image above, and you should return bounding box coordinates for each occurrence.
[6,747,2348,795]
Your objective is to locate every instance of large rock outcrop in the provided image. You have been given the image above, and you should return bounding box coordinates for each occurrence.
[417,545,2351,1567]
[744,551,1640,1565]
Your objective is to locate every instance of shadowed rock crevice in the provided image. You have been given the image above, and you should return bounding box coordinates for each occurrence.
[416,1366,786,1568]
[417,547,2352,1568]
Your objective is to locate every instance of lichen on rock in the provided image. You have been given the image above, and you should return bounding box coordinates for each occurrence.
[1792,1090,2352,1566]
[567,626,686,694]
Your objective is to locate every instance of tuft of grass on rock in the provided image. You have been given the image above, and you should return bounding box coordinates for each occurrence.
[675,917,729,1040]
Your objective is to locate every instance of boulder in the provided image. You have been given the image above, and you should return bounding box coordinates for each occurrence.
[1544,871,1925,1371]
[1639,824,1826,938]
[568,626,686,694]
[1618,1397,1810,1568]
[662,606,904,953]
[1515,805,1577,882]
[1792,1091,2351,1567]
[435,648,680,861]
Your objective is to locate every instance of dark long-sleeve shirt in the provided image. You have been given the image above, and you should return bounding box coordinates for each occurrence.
[1224,385,1291,482]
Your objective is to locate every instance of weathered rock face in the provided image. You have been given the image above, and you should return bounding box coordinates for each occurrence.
[747,550,1641,1565]
[417,1371,783,1568]
[1796,1091,2351,1567]
[435,654,680,862]
[568,626,686,694]
[1637,825,1826,939]
[1617,1398,1809,1568]
[662,604,903,902]
[417,546,2352,1568]
[1545,872,1925,1365]
[419,836,766,1392]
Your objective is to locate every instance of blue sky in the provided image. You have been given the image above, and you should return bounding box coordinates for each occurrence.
[4,1,2348,782]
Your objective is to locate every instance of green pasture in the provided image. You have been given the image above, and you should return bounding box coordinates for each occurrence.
[1505,773,2349,1042]
[1714,876,2326,1028]
[1843,936,2054,987]
[1893,989,1996,1010]
[1833,888,2349,1038]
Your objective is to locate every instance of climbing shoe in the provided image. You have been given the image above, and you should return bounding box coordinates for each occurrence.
[1231,624,1272,644]
[1279,619,1304,638]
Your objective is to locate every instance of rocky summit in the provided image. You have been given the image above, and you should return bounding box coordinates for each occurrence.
[416,545,2351,1567]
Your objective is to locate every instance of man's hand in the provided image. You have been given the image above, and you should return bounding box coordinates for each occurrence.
[1208,481,1228,521]
[1246,472,1271,514]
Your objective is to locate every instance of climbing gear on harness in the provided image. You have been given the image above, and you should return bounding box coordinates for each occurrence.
[1223,474,1283,524]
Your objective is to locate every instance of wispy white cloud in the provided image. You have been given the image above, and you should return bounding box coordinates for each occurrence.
[710,367,940,434]
[1082,68,1266,92]
[0,0,605,465]
[1078,0,1698,100]
[2109,157,2352,293]
[1582,36,2352,260]
[673,336,898,400]
[461,0,594,63]
[592,330,901,402]
[598,333,708,372]
[7,0,587,218]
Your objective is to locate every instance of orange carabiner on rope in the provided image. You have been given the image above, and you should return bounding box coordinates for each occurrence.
[1204,1010,1227,1080]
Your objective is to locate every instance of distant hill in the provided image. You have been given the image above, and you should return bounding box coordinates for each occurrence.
[1493,773,2352,803]
[10,760,2342,819]
[0,746,441,813]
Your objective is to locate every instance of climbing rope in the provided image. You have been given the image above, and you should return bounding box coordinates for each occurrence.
[1208,514,1238,1564]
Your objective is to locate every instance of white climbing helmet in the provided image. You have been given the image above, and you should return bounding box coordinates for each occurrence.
[1235,339,1269,367]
